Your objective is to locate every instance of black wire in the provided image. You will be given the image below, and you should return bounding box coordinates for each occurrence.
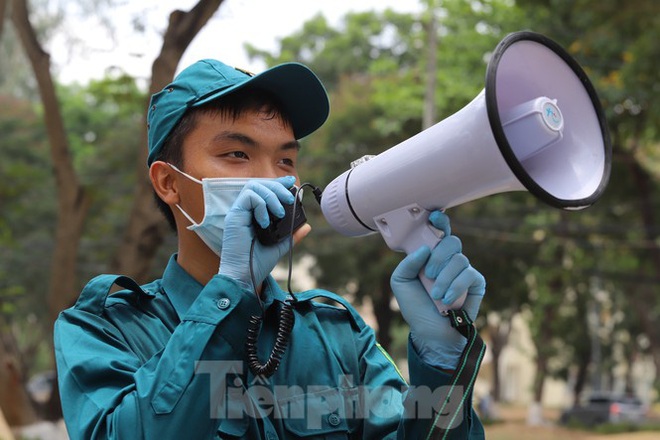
[245,303,295,377]
[286,184,304,295]
[249,238,264,313]
[245,182,322,377]
[248,233,292,376]
[286,183,323,292]
[285,192,297,296]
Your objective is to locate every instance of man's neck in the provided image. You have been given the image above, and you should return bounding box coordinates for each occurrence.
[177,234,219,286]
[176,237,265,295]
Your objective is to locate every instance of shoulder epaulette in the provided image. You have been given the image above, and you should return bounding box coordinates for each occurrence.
[294,289,366,330]
[74,274,154,315]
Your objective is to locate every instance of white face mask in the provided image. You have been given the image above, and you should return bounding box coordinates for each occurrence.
[169,164,274,256]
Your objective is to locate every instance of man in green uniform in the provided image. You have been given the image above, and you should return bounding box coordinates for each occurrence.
[54,59,487,439]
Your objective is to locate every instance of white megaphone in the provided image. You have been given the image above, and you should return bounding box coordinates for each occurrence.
[320,31,611,313]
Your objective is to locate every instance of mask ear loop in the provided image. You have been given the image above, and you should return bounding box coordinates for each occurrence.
[167,163,203,184]
[167,163,205,228]
[174,204,201,228]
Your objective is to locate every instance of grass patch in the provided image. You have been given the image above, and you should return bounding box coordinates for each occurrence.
[592,421,660,434]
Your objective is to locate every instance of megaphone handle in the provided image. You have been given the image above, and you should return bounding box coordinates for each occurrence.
[374,204,468,314]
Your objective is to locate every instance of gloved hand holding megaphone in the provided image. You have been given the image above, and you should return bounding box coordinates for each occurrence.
[389,210,487,369]
[320,31,611,314]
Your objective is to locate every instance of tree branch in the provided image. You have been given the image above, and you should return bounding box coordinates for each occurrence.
[11,0,90,322]
[110,0,225,280]
[0,0,7,40]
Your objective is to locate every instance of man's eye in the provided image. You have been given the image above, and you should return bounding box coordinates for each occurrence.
[280,158,295,167]
[227,151,249,159]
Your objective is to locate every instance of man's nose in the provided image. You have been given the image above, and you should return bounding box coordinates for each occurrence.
[258,162,288,179]
[261,167,281,178]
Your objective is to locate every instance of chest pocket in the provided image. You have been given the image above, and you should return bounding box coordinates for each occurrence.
[278,386,359,439]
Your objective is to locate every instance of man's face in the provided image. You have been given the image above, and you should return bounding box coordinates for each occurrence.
[175,109,300,224]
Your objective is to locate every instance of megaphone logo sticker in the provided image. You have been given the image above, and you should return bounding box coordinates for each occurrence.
[542,101,563,131]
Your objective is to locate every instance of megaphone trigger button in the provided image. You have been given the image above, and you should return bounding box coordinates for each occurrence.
[376,217,391,237]
[429,225,445,241]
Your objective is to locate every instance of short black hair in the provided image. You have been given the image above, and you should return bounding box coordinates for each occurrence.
[151,87,292,232]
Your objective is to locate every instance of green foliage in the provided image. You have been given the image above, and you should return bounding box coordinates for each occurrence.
[246,0,659,392]
[0,73,145,375]
[52,73,147,280]
[0,95,54,379]
[514,0,660,395]
[0,95,54,313]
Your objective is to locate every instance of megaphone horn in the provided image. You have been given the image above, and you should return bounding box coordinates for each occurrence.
[321,31,612,313]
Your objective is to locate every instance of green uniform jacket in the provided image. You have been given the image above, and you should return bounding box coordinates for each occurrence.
[54,254,484,439]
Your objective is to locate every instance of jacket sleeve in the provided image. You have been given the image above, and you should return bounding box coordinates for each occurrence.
[54,275,259,440]
[353,320,484,439]
[402,337,485,439]
[306,290,484,439]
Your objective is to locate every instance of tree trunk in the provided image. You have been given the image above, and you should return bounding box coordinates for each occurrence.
[490,349,501,401]
[572,345,591,406]
[0,408,15,440]
[10,1,88,424]
[487,318,512,402]
[532,353,548,404]
[110,0,224,283]
[11,0,90,324]
[8,0,226,426]
[529,301,555,425]
[624,346,637,394]
[0,0,7,39]
[0,331,37,427]
[527,353,547,426]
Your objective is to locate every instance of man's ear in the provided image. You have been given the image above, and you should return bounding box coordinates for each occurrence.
[150,161,179,206]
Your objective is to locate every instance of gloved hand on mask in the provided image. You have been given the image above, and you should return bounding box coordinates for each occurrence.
[218,176,310,292]
[390,211,486,370]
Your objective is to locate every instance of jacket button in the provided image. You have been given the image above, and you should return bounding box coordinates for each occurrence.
[328,413,341,426]
[217,298,230,310]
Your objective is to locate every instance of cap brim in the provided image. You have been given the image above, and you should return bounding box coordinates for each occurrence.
[194,63,329,139]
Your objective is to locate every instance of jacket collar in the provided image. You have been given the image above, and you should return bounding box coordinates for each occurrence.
[162,254,289,321]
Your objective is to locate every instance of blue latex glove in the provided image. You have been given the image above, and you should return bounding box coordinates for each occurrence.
[218,176,296,291]
[390,211,486,370]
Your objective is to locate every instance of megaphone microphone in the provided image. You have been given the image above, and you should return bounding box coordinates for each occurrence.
[320,31,611,314]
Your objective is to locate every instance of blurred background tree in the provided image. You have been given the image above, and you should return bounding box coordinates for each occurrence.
[0,0,224,426]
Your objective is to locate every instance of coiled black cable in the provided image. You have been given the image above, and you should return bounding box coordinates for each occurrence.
[245,299,295,377]
[244,184,321,377]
